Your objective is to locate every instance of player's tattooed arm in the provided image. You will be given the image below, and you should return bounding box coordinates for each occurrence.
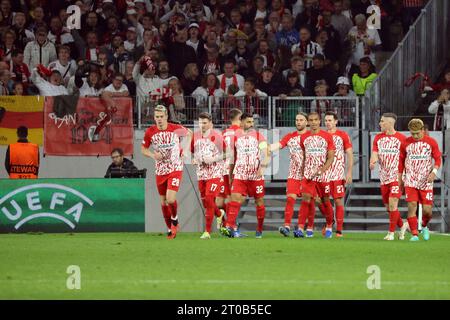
[369,151,378,170]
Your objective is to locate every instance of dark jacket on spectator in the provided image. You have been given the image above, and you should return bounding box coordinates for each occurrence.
[305,65,337,96]
[105,158,138,178]
[256,75,283,96]
[165,40,197,79]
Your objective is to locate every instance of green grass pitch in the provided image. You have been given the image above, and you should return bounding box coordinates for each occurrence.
[1,232,449,299]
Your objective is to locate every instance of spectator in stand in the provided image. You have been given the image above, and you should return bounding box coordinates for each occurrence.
[47,16,75,48]
[248,18,277,52]
[256,66,281,97]
[275,14,299,47]
[192,73,225,112]
[133,29,157,62]
[331,0,354,45]
[28,6,46,33]
[186,23,205,59]
[30,66,68,96]
[346,14,382,76]
[0,29,17,61]
[48,45,77,87]
[280,70,305,96]
[0,69,11,95]
[431,70,450,92]
[294,0,321,32]
[428,89,450,131]
[123,60,136,97]
[217,59,245,92]
[8,49,30,88]
[227,30,251,75]
[12,12,35,51]
[282,56,306,87]
[332,76,357,125]
[235,77,268,121]
[164,21,197,78]
[105,148,138,179]
[319,9,342,67]
[254,0,269,21]
[24,27,57,70]
[12,81,24,95]
[305,53,337,96]
[352,57,377,96]
[103,72,130,97]
[75,66,103,97]
[291,26,323,70]
[311,82,332,116]
[97,51,114,87]
[80,11,105,39]
[181,63,201,96]
[244,55,265,79]
[200,43,221,76]
[167,77,186,123]
[124,27,140,54]
[158,59,176,86]
[133,56,163,102]
[266,11,281,35]
[73,31,101,63]
[255,39,275,68]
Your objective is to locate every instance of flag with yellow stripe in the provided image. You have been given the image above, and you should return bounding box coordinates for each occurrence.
[0,96,44,145]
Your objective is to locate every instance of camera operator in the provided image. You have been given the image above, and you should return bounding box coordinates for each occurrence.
[105,148,138,178]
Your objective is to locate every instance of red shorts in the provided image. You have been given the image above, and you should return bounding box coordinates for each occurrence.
[380,181,402,205]
[198,178,222,198]
[218,175,231,198]
[301,179,330,198]
[405,187,433,205]
[231,179,265,198]
[330,180,345,199]
[286,178,302,197]
[155,171,183,196]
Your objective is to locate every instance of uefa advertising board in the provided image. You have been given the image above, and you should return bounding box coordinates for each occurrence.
[0,179,145,233]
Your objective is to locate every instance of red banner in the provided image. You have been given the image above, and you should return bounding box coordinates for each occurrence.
[44,97,134,156]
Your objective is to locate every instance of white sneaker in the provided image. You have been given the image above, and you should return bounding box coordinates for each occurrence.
[399,221,409,240]
[216,209,225,230]
[384,232,395,240]
[200,231,211,239]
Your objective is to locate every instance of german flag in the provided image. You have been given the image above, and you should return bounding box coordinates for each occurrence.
[0,96,44,146]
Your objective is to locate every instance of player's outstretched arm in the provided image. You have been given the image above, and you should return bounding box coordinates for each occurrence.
[269,142,282,153]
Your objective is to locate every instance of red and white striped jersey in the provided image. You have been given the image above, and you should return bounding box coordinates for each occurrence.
[279,131,305,180]
[324,130,352,182]
[191,129,225,181]
[399,135,442,190]
[233,129,267,181]
[403,0,424,8]
[372,132,406,185]
[142,123,189,176]
[300,130,335,182]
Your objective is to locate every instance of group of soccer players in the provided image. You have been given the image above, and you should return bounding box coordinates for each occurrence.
[141,105,441,242]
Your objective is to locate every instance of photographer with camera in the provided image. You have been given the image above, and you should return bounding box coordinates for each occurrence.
[105,148,139,178]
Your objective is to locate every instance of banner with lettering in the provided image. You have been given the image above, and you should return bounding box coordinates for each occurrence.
[43,97,134,156]
[0,96,44,145]
[0,178,145,233]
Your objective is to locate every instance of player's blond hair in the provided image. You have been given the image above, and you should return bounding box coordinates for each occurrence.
[154,105,168,115]
[408,118,424,131]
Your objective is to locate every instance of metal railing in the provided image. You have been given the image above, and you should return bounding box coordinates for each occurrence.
[364,0,450,131]
[135,95,360,129]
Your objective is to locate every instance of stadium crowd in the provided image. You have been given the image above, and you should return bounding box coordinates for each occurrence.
[0,0,428,123]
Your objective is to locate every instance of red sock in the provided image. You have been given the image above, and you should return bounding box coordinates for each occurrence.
[169,201,178,219]
[284,196,296,228]
[422,214,431,228]
[307,200,315,230]
[407,216,419,236]
[336,205,344,232]
[397,214,404,228]
[204,197,215,233]
[214,205,221,218]
[297,200,309,230]
[388,211,397,232]
[256,205,265,232]
[323,201,334,228]
[161,205,171,229]
[226,201,241,229]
